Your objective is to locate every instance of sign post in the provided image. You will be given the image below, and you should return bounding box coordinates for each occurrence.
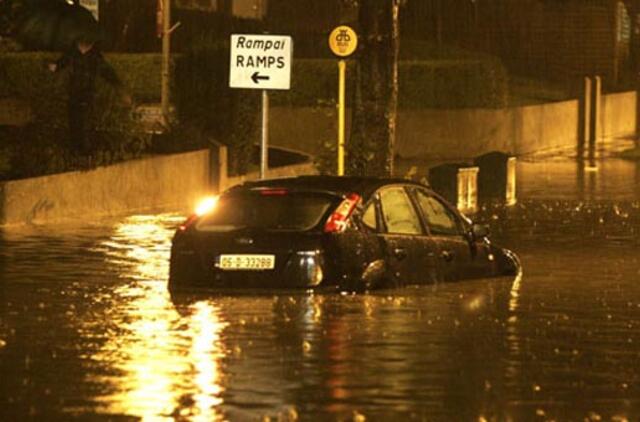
[261,90,269,179]
[230,34,293,179]
[328,26,358,176]
[157,0,181,126]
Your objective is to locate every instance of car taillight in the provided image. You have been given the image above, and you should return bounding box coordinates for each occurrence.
[324,193,361,233]
[259,188,289,196]
[178,214,198,231]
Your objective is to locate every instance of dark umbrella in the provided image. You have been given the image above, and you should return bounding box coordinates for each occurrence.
[16,1,104,51]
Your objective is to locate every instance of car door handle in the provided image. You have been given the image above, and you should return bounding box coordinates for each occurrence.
[393,247,407,260]
[440,250,455,262]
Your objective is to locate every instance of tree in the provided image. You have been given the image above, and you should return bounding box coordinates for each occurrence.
[347,0,401,176]
[623,0,640,76]
[0,0,77,39]
[0,0,26,37]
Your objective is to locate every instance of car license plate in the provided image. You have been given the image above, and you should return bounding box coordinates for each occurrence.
[217,254,275,271]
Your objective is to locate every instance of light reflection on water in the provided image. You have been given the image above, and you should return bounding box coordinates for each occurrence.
[517,158,640,201]
[94,280,188,420]
[0,158,639,421]
[99,214,185,281]
[92,214,228,421]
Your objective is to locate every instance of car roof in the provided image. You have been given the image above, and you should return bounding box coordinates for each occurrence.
[229,175,431,199]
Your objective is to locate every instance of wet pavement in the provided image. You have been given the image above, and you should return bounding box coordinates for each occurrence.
[1,159,640,421]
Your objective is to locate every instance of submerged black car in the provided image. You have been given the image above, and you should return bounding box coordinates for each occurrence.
[169,176,520,291]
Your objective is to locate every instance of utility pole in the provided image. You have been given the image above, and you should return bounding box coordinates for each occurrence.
[161,0,171,123]
[349,0,401,176]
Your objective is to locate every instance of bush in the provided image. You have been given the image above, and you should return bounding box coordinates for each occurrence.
[270,59,356,108]
[0,52,162,102]
[273,58,508,109]
[107,53,164,102]
[0,125,69,180]
[0,52,151,180]
[400,40,510,107]
[400,59,509,109]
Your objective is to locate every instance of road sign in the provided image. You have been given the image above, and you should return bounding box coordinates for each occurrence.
[328,26,357,175]
[229,34,293,90]
[329,26,358,57]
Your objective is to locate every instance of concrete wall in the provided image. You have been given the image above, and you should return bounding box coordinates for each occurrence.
[270,107,344,157]
[0,150,211,226]
[0,148,319,226]
[600,91,637,142]
[396,101,580,159]
[514,100,580,156]
[225,162,319,189]
[397,108,514,160]
[270,91,635,161]
[270,102,580,161]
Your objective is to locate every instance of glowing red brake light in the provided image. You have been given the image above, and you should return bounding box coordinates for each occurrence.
[259,188,289,196]
[324,193,361,233]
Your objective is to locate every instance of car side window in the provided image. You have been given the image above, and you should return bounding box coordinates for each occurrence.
[379,187,423,235]
[361,201,378,231]
[415,190,461,236]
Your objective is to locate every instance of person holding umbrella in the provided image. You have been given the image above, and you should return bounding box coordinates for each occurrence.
[48,34,132,157]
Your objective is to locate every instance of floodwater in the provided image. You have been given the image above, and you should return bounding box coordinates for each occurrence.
[1,159,640,421]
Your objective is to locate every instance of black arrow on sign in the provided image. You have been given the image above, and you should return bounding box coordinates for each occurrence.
[251,71,270,84]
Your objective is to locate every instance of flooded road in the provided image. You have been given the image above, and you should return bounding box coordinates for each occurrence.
[1,159,640,421]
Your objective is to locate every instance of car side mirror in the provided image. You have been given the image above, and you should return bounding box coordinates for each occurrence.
[471,223,490,239]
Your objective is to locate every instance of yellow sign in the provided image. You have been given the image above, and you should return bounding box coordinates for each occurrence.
[329,26,358,57]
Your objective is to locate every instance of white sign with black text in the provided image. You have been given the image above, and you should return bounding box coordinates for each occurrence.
[229,34,293,90]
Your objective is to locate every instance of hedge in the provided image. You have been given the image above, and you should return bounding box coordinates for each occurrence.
[400,59,508,109]
[0,50,508,179]
[0,52,162,101]
[0,52,150,180]
[0,51,508,111]
[270,58,508,109]
[270,59,356,107]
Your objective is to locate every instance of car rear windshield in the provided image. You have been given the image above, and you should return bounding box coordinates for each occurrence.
[195,192,338,232]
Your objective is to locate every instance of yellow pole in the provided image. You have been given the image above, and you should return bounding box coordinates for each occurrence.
[338,59,346,176]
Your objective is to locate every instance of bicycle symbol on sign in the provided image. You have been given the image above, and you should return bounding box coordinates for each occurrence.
[336,29,351,43]
[329,26,357,57]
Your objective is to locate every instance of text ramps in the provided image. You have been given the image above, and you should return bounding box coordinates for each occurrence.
[229,34,293,90]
